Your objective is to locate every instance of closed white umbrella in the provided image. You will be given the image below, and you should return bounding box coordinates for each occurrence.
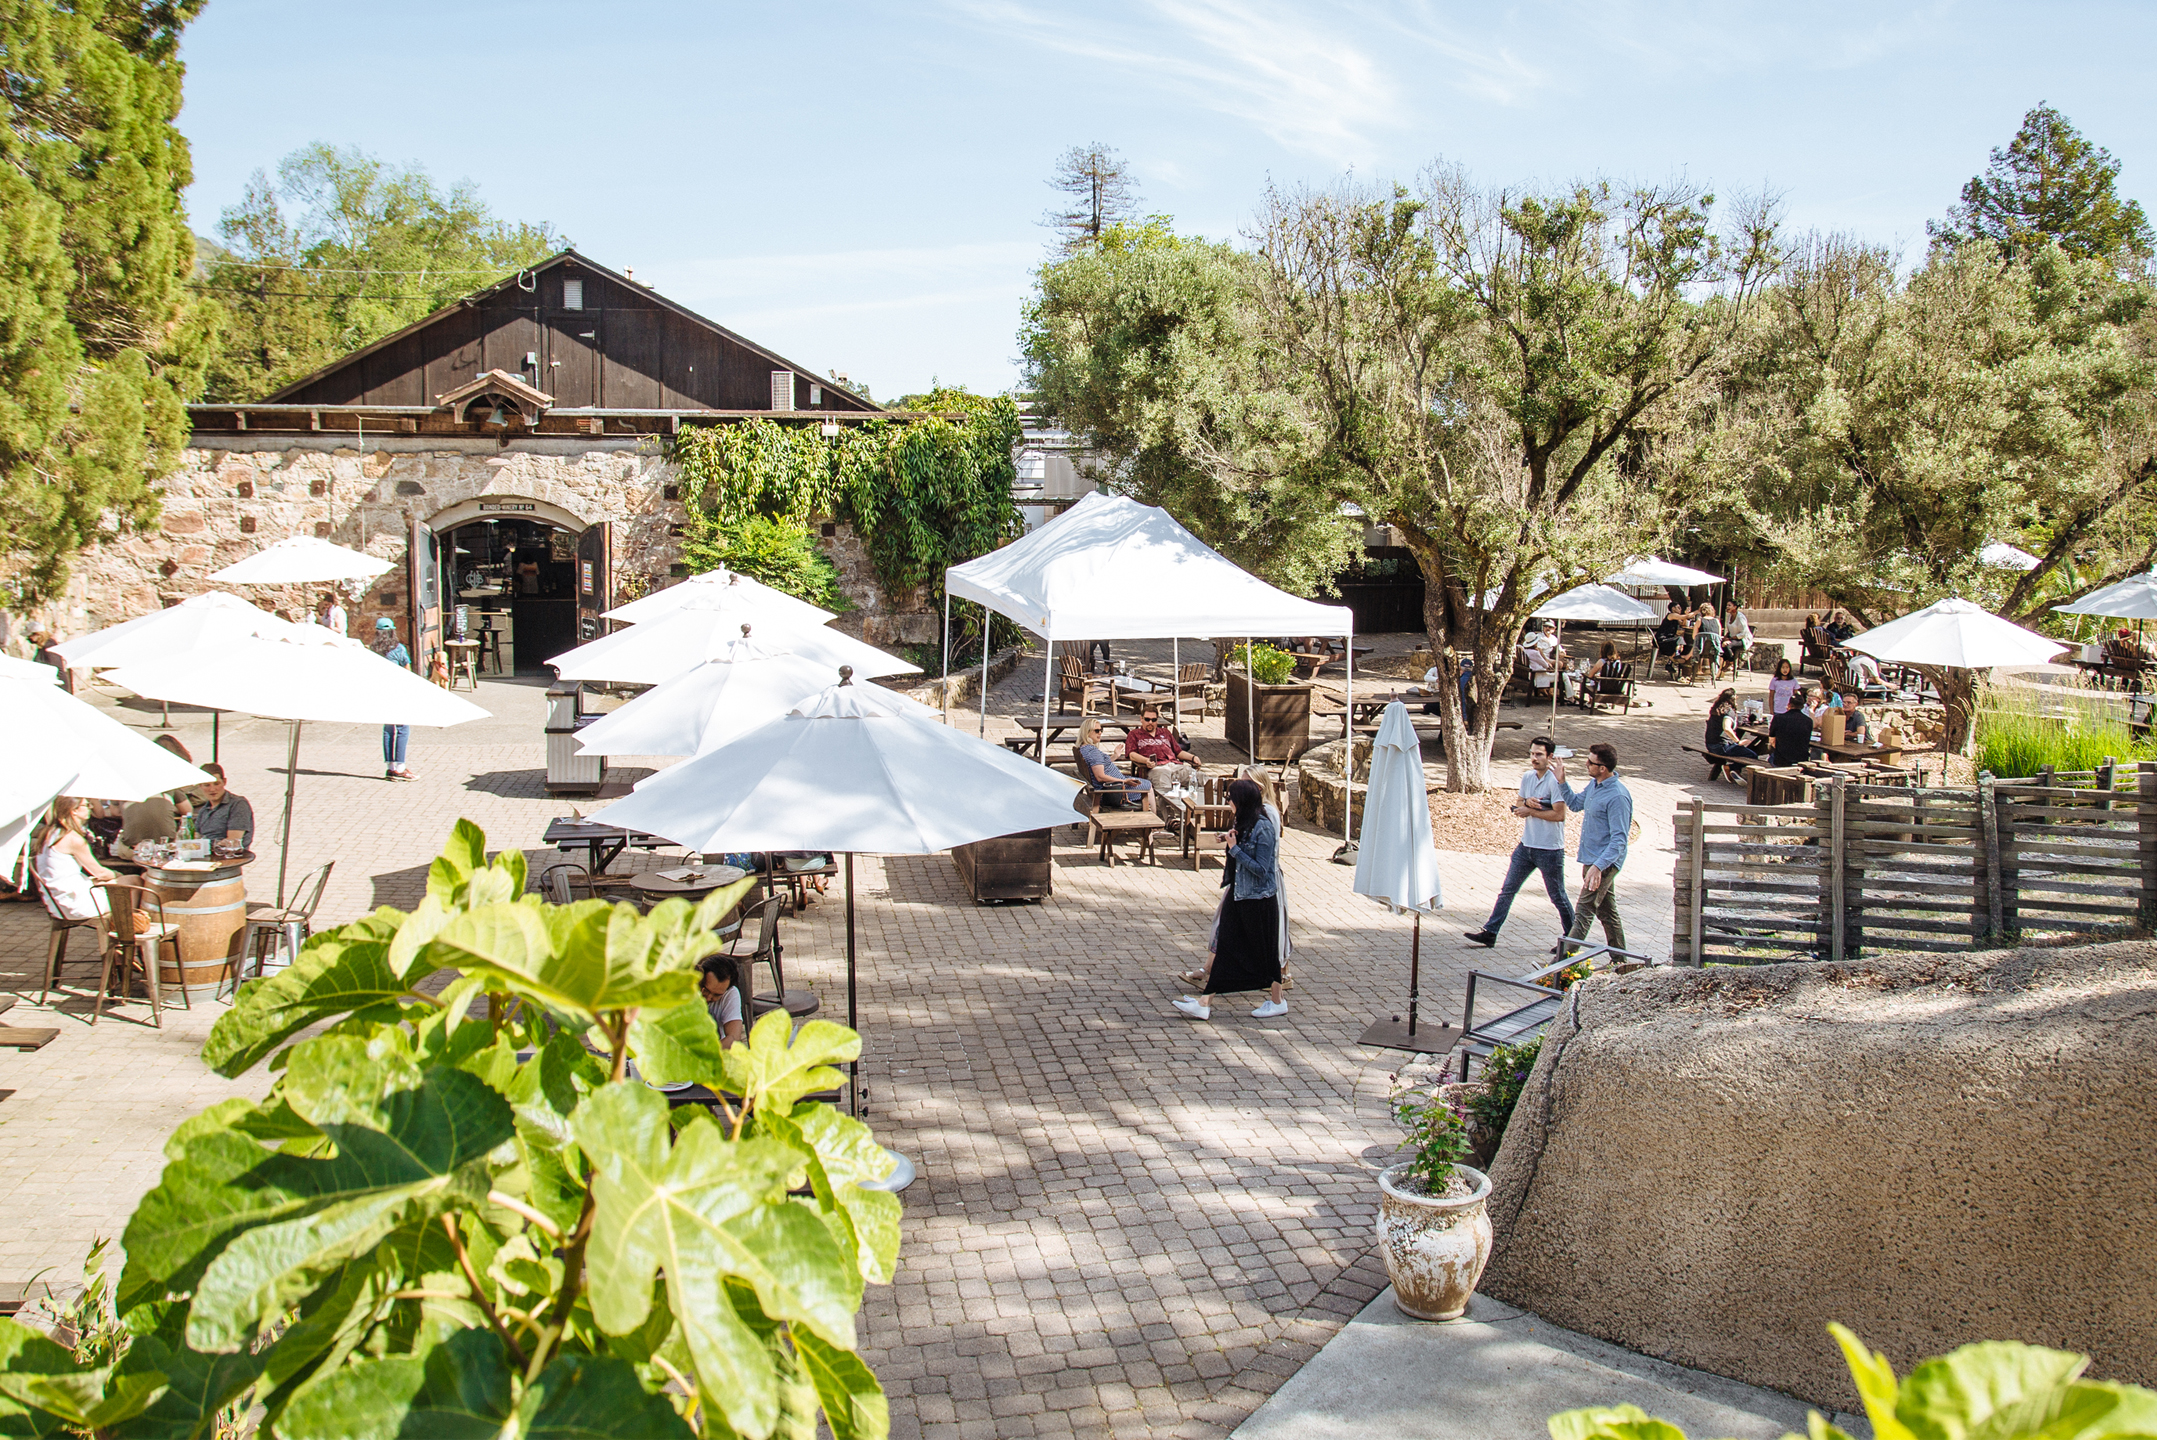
[575,639,939,761]
[597,677,1081,1113]
[1353,702,1448,1052]
[210,536,394,584]
[1604,556,1725,588]
[2053,572,2157,621]
[0,654,58,684]
[1845,597,2067,669]
[106,635,488,904]
[604,567,835,627]
[548,598,919,685]
[8,679,208,801]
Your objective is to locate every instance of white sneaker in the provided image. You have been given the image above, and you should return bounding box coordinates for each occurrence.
[1251,1000,1288,1019]
[1172,996,1211,1020]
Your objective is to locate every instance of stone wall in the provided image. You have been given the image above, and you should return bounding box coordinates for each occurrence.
[8,435,941,652]
[1479,944,2157,1411]
[815,521,938,650]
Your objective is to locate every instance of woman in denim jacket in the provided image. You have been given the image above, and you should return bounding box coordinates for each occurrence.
[1174,778,1287,1021]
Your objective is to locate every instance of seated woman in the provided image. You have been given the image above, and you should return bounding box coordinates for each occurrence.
[1078,717,1152,811]
[33,796,117,926]
[1846,651,1887,692]
[1123,705,1201,791]
[1704,688,1759,781]
[697,955,747,1048]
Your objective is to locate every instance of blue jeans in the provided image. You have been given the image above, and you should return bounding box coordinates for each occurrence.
[1483,844,1574,936]
[383,725,409,767]
[1708,739,1758,762]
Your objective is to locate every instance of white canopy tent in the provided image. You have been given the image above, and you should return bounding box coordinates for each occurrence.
[943,492,1357,847]
[603,566,836,628]
[210,536,394,584]
[107,635,488,905]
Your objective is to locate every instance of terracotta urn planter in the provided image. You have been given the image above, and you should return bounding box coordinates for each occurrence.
[1376,1162,1493,1321]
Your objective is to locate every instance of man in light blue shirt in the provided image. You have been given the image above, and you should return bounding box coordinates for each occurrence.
[1553,741,1634,953]
[1464,736,1573,946]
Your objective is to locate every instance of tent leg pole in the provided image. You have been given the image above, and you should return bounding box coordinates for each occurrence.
[1038,645,1052,766]
[1344,624,1354,854]
[979,605,989,738]
[846,853,859,1118]
[276,719,301,909]
[1406,913,1421,1038]
[1246,638,1255,764]
[1173,636,1179,724]
[941,592,951,725]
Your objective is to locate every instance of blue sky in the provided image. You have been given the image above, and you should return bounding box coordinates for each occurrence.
[176,1,2155,401]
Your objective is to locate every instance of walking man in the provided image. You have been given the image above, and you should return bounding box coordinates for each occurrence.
[1464,736,1573,947]
[1553,742,1633,955]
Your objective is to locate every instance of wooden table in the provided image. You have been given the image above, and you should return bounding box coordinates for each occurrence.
[630,864,748,901]
[545,818,671,873]
[444,638,482,690]
[138,851,256,1001]
[1000,717,1133,762]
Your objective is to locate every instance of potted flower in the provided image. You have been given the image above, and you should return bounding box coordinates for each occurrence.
[1377,1086,1494,1320]
[1223,641,1314,763]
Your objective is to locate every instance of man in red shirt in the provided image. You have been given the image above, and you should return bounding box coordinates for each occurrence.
[1123,704,1201,790]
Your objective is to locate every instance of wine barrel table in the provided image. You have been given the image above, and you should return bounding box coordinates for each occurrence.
[140,852,254,1003]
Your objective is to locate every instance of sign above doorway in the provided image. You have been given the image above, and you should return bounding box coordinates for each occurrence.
[479,501,537,513]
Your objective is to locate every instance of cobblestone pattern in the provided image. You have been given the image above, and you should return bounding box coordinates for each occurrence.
[0,638,1732,1437]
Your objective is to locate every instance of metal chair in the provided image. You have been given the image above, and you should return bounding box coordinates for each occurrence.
[93,881,182,1027]
[731,894,818,1018]
[1453,942,1654,1079]
[233,861,334,996]
[538,861,593,904]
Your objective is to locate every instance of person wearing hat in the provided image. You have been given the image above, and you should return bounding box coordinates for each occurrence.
[370,618,416,781]
[1519,619,1559,704]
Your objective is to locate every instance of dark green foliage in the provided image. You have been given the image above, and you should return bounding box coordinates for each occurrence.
[0,0,211,600]
[1932,103,2154,267]
[199,143,565,402]
[668,399,1023,618]
[0,822,897,1438]
[1465,1038,1541,1145]
[1390,1089,1470,1191]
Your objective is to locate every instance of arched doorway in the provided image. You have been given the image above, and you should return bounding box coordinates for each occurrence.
[417,498,612,675]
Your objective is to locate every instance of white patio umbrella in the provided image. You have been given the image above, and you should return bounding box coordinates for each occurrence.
[1844,597,2068,669]
[210,536,394,584]
[548,597,919,685]
[1531,584,1662,733]
[49,591,357,671]
[596,676,1081,1112]
[105,635,488,905]
[2053,572,2157,621]
[0,654,58,684]
[2,752,79,886]
[1980,541,2043,571]
[1604,556,1725,588]
[604,567,835,628]
[8,678,209,801]
[1353,702,1448,1053]
[575,639,940,761]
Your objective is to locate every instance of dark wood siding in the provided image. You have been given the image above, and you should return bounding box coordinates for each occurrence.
[271,254,880,413]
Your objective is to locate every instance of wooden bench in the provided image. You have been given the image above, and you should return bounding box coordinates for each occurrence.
[0,995,56,1052]
[1680,743,1765,783]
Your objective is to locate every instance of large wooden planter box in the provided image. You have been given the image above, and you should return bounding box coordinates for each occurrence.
[1225,669,1314,763]
[952,828,1054,903]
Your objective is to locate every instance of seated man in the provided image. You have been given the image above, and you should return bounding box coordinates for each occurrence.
[190,763,255,851]
[1823,610,1857,644]
[1769,691,1815,767]
[1077,718,1152,811]
[119,794,180,851]
[1123,705,1201,791]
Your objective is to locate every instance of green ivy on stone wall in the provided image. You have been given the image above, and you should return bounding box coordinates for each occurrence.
[668,397,1024,630]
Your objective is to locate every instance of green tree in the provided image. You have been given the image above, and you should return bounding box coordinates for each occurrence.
[1931,103,2154,268]
[1712,235,2156,749]
[1020,217,1357,597]
[1244,171,1777,790]
[201,142,564,400]
[0,0,213,602]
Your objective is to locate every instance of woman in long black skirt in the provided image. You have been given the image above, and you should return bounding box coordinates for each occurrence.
[1174,778,1286,1021]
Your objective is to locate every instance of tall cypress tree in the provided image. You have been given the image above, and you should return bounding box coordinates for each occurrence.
[0,0,211,601]
[1930,102,2155,268]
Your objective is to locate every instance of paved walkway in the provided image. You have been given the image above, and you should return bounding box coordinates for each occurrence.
[0,643,1767,1438]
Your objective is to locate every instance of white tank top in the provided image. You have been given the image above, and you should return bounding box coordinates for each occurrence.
[34,836,103,923]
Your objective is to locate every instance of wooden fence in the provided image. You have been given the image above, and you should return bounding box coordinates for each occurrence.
[1672,761,2157,964]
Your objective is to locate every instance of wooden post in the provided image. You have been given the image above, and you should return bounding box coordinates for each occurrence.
[2099,755,2116,813]
[1828,777,1846,964]
[1671,816,1692,966]
[1977,774,2003,942]
[2139,761,2157,932]
[1997,780,2021,939]
[1688,798,1705,968]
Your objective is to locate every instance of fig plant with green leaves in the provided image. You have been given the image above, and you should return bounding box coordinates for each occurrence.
[1549,1324,2157,1440]
[0,821,899,1439]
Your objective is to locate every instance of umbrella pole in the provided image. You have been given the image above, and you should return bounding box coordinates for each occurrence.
[978,605,989,738]
[276,719,301,908]
[846,852,859,1118]
[212,710,220,764]
[158,699,173,731]
[1246,637,1255,763]
[1038,645,1052,766]
[1405,912,1421,1038]
[1344,624,1354,854]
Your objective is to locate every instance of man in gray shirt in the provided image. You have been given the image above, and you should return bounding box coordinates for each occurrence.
[1465,737,1574,946]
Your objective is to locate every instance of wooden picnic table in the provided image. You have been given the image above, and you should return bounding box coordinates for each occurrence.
[1738,724,1939,769]
[1000,716,1134,761]
[544,817,671,874]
